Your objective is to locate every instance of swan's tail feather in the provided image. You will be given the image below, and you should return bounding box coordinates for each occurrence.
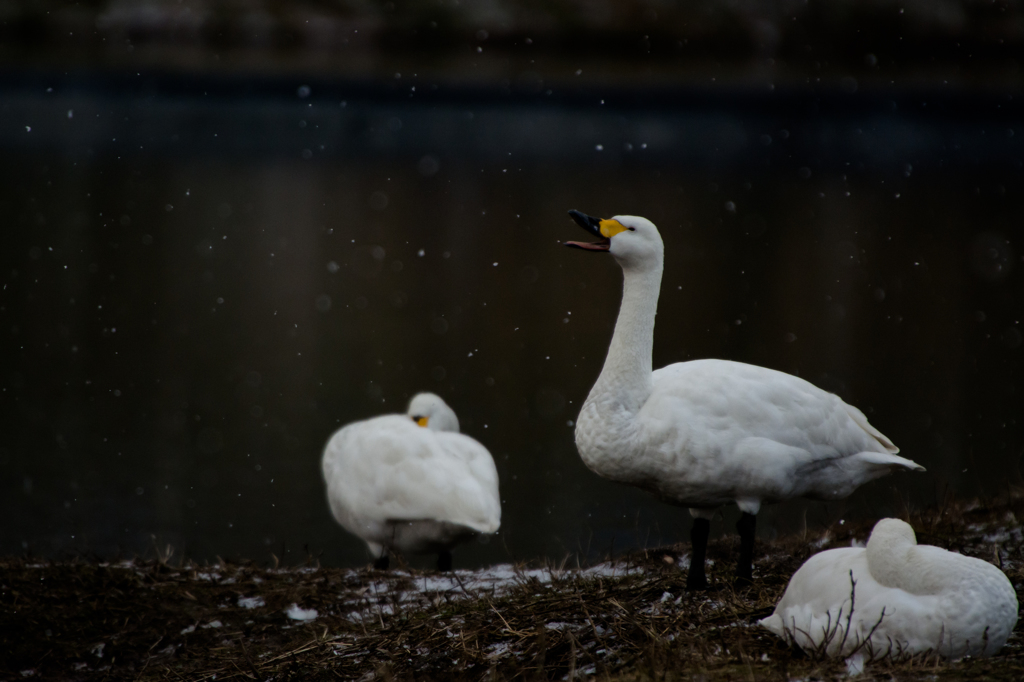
[856,451,926,472]
[759,614,786,638]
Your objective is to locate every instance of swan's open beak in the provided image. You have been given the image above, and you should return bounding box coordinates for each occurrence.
[565,210,610,252]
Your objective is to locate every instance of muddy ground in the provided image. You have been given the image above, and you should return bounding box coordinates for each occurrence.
[5,495,1024,681]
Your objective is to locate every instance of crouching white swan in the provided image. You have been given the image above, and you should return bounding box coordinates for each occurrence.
[321,392,501,571]
[563,210,925,589]
[761,518,1018,662]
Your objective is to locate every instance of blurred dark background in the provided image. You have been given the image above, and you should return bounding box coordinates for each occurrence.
[2,0,1023,569]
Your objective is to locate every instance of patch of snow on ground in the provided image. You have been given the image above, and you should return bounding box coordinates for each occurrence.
[343,610,369,622]
[333,561,648,624]
[545,621,574,631]
[238,596,265,609]
[417,575,463,592]
[458,564,557,591]
[985,528,1011,543]
[581,562,641,579]
[363,580,392,596]
[286,604,319,621]
[200,620,223,629]
[420,564,559,596]
[565,664,597,679]
[486,641,512,658]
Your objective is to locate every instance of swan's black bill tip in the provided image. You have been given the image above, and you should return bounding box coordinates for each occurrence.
[568,209,603,236]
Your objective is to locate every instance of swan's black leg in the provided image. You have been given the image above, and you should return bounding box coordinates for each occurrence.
[736,512,756,587]
[687,518,710,590]
[373,554,390,570]
[437,550,453,572]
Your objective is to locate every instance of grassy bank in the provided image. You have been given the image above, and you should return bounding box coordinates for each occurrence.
[5,494,1024,680]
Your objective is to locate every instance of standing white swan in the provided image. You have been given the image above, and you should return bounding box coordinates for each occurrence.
[563,210,925,589]
[761,518,1018,662]
[321,392,501,571]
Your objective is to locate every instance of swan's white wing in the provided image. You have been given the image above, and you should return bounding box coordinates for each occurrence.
[647,359,887,455]
[762,547,932,658]
[430,432,502,531]
[869,543,1020,656]
[323,415,500,535]
[843,402,897,453]
[635,359,921,505]
[762,548,869,642]
[764,542,1019,660]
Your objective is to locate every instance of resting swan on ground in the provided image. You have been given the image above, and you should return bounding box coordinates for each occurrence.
[321,392,501,571]
[761,518,1018,662]
[563,210,925,589]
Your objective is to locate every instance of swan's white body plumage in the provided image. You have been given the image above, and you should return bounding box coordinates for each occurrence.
[572,215,924,518]
[579,358,918,512]
[321,393,500,558]
[761,518,1018,660]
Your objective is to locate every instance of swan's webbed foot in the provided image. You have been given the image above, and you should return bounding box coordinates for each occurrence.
[687,569,708,590]
[687,517,711,590]
[735,511,756,587]
[437,550,453,572]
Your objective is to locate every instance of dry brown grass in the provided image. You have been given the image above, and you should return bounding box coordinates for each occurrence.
[4,493,1024,680]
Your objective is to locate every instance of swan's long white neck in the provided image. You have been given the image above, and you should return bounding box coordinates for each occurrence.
[575,256,663,479]
[589,264,662,410]
[865,519,976,595]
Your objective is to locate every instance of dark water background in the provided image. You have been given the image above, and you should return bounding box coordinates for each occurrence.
[2,73,1023,568]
